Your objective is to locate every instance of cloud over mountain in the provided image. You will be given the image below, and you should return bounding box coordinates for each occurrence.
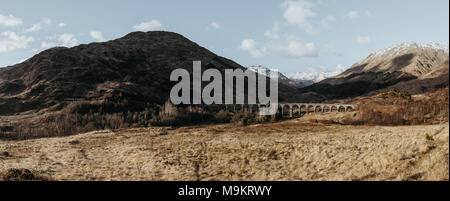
[90,31,106,42]
[281,0,316,33]
[0,31,34,53]
[133,20,163,31]
[0,14,23,27]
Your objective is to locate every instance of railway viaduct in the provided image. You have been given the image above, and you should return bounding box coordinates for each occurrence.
[223,103,357,118]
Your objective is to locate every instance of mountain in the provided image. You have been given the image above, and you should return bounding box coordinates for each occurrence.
[298,42,449,100]
[0,31,301,115]
[285,69,344,86]
[1,35,448,116]
[337,42,449,78]
[247,65,306,88]
[247,65,342,88]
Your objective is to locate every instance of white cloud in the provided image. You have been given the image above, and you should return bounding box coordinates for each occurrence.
[357,36,372,45]
[347,11,359,19]
[365,10,373,17]
[240,37,318,59]
[58,34,78,47]
[58,23,66,27]
[41,41,57,49]
[240,39,266,58]
[43,18,52,25]
[0,15,23,27]
[266,39,318,58]
[24,23,41,33]
[133,20,163,31]
[90,31,105,42]
[264,23,280,39]
[208,22,220,30]
[0,31,34,53]
[320,15,336,29]
[281,0,316,33]
[40,34,78,49]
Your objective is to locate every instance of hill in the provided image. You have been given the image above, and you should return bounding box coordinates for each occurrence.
[298,42,449,100]
[0,31,300,116]
[247,65,307,88]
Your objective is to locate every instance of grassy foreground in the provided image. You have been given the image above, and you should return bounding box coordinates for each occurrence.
[0,113,448,181]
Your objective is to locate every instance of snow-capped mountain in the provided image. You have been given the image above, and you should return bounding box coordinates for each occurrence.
[247,65,307,88]
[247,65,345,87]
[285,68,344,83]
[363,42,448,63]
[247,65,290,80]
[337,42,449,78]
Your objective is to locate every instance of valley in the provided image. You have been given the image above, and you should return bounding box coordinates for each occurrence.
[1,112,448,181]
[0,31,448,181]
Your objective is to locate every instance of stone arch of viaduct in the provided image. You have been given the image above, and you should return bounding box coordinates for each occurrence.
[218,103,357,118]
[278,103,357,118]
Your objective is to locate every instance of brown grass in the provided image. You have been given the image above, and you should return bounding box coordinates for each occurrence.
[0,100,270,140]
[356,88,449,125]
[0,168,51,181]
[0,120,448,181]
[1,88,448,140]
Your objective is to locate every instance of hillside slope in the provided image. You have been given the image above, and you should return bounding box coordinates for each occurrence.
[248,65,307,88]
[337,43,448,78]
[0,31,299,115]
[1,121,448,181]
[298,43,449,100]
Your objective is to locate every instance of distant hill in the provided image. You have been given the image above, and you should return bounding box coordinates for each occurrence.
[248,65,344,88]
[298,42,449,100]
[0,31,301,115]
[337,42,448,79]
[247,65,307,88]
[1,34,448,116]
[285,71,341,86]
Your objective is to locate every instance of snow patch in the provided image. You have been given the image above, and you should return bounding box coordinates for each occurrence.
[248,65,346,84]
[363,42,449,63]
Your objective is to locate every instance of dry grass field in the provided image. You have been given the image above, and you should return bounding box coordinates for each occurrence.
[0,112,448,181]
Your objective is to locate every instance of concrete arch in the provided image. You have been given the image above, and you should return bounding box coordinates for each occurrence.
[276,105,283,115]
[281,104,291,116]
[315,105,323,113]
[292,105,300,117]
[307,105,315,113]
[220,103,357,119]
[345,106,353,112]
[331,105,338,112]
[299,105,307,114]
[323,105,331,112]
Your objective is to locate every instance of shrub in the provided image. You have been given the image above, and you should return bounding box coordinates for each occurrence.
[214,110,231,123]
[425,134,434,142]
[150,106,214,126]
[1,169,50,181]
[379,89,411,100]
[357,88,449,125]
[1,105,157,140]
[229,111,260,126]
[123,75,133,82]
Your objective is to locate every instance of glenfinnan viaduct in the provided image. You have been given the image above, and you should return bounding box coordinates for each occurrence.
[223,103,357,118]
[277,103,357,117]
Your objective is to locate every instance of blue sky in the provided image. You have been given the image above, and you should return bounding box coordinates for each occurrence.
[1,0,449,74]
